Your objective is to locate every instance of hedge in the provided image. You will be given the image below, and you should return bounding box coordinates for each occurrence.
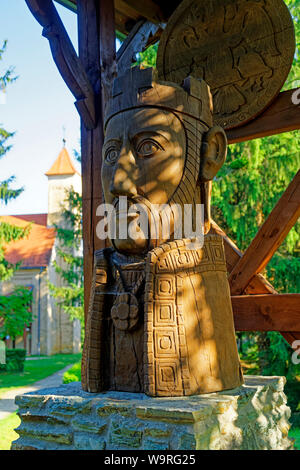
[0,349,26,372]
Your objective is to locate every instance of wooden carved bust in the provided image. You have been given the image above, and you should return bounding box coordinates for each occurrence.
[81,67,243,396]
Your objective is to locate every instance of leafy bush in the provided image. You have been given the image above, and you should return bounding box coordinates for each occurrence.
[62,360,81,383]
[0,286,33,341]
[0,348,26,372]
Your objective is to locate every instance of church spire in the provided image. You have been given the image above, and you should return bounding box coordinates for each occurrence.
[45,146,78,177]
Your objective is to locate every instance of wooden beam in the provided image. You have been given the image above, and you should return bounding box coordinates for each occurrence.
[117,20,159,75]
[226,89,300,144]
[229,170,300,295]
[77,0,116,322]
[232,294,300,332]
[209,221,277,295]
[25,0,96,129]
[54,0,77,12]
[99,0,117,110]
[210,221,300,345]
[119,0,165,23]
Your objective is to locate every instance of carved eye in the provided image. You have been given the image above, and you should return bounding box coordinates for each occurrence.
[137,139,162,157]
[105,147,119,164]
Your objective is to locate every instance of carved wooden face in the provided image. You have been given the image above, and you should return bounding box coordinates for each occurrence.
[102,107,186,254]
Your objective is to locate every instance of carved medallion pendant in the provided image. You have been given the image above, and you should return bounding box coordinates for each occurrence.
[111,292,139,331]
[111,261,145,332]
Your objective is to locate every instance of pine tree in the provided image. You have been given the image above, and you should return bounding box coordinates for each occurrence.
[0,40,29,281]
[0,40,33,344]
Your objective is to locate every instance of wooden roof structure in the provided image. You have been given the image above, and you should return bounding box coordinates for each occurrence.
[24,0,300,346]
[54,0,182,37]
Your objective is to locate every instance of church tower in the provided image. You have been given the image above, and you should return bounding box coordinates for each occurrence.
[45,143,81,227]
[45,144,82,354]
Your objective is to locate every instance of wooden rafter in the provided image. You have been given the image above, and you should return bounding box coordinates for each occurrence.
[229,169,300,295]
[210,221,277,295]
[210,221,300,345]
[117,0,165,23]
[227,89,300,144]
[117,20,159,75]
[232,294,300,332]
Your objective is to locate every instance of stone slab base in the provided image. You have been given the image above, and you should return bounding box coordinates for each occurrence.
[12,376,293,450]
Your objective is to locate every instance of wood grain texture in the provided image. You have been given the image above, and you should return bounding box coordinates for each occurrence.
[209,221,277,295]
[229,169,300,295]
[83,69,243,394]
[117,20,159,75]
[54,0,182,36]
[77,0,116,325]
[210,221,300,344]
[157,0,295,130]
[232,294,300,332]
[226,89,300,144]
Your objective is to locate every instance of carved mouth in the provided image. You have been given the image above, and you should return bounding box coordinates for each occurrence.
[113,196,151,221]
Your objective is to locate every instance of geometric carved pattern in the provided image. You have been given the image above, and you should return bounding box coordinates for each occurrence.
[156,362,180,392]
[154,329,177,357]
[144,235,229,396]
[153,303,176,327]
[156,276,174,298]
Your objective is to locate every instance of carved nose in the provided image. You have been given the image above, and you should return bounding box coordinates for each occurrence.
[110,146,138,198]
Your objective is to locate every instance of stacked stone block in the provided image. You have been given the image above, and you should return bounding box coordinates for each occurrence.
[12,376,293,450]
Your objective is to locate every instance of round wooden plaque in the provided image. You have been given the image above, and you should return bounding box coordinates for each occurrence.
[157,0,295,129]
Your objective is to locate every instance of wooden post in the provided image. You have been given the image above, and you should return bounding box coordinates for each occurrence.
[77,0,116,321]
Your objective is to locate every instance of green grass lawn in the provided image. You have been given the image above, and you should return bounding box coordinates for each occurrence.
[289,426,300,450]
[0,412,20,450]
[63,360,81,383]
[0,353,81,397]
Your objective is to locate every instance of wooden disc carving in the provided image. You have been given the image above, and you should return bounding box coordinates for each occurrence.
[157,0,295,129]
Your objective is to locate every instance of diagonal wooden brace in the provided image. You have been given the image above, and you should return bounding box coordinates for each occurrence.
[210,220,300,345]
[228,169,300,295]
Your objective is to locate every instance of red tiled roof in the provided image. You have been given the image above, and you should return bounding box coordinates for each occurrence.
[0,215,56,268]
[12,214,48,226]
[45,147,78,176]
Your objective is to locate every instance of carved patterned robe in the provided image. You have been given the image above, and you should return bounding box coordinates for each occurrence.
[82,234,243,396]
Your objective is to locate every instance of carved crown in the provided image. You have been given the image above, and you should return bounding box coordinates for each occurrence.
[104,67,214,129]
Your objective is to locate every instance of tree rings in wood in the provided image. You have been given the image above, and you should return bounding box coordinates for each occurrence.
[157,0,295,129]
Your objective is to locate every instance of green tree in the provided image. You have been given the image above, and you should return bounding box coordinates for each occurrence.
[0,286,33,342]
[0,41,33,346]
[0,40,28,281]
[48,187,84,337]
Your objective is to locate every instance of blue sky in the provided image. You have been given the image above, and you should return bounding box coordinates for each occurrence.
[0,1,81,215]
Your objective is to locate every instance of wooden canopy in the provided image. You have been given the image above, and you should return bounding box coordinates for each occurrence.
[25,0,300,347]
[54,0,182,36]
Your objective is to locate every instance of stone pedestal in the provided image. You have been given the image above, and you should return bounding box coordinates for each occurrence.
[12,376,293,450]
